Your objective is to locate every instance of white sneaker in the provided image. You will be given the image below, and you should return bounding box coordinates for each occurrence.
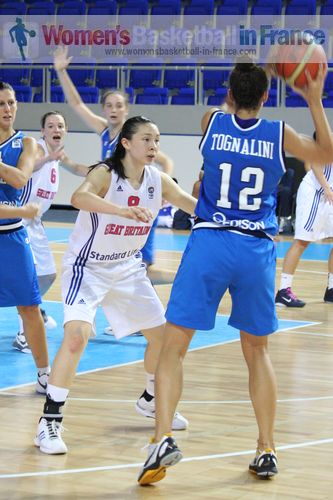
[104,326,114,336]
[34,418,68,454]
[135,394,189,431]
[40,309,57,330]
[36,371,49,394]
[12,333,31,354]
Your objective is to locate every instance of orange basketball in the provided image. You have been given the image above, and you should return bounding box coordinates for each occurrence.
[274,33,327,88]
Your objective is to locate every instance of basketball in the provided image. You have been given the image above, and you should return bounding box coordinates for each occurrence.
[274,33,327,88]
[29,30,36,37]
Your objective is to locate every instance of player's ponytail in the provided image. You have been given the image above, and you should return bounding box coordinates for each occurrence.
[229,58,268,111]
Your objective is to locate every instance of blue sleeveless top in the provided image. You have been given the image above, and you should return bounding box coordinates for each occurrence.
[197,112,285,237]
[0,130,24,226]
[100,128,120,160]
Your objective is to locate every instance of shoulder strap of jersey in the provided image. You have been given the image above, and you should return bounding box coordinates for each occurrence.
[199,110,224,152]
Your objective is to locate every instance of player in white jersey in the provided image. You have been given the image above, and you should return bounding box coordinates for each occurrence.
[54,46,175,338]
[34,116,197,455]
[276,133,333,307]
[12,111,89,353]
[0,81,50,393]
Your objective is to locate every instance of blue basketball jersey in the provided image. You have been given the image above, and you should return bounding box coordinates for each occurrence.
[100,128,120,160]
[197,112,285,237]
[0,131,24,227]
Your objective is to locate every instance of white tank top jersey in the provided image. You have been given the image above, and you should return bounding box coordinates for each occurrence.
[303,163,333,191]
[68,164,162,263]
[20,138,59,216]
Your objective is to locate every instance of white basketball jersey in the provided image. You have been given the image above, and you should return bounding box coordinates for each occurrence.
[68,164,162,264]
[20,138,59,215]
[303,163,333,191]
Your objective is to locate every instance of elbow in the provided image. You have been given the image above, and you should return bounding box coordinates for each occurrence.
[13,177,28,190]
[71,191,82,209]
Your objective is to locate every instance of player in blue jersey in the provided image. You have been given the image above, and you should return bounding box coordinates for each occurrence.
[138,62,333,485]
[53,46,176,329]
[0,81,50,393]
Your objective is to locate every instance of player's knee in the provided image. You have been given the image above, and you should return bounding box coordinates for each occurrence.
[64,327,90,354]
[18,304,41,320]
[295,240,309,250]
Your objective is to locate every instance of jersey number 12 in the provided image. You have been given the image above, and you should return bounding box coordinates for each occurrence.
[217,162,264,211]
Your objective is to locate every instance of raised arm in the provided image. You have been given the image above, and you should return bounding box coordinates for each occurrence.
[284,65,333,164]
[0,137,37,189]
[161,172,197,215]
[54,46,107,134]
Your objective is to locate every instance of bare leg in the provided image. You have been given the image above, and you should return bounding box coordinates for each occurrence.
[141,324,165,374]
[154,322,194,441]
[48,320,91,388]
[240,330,277,451]
[17,305,48,368]
[281,239,309,275]
[328,248,333,274]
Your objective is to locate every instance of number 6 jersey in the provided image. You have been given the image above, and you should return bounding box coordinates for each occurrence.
[197,111,286,237]
[20,138,59,216]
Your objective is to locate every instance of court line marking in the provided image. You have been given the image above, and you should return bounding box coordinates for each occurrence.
[1,394,333,404]
[0,437,332,479]
[0,320,319,393]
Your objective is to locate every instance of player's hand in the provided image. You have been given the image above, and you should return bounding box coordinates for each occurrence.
[54,45,72,71]
[22,202,41,219]
[118,206,153,223]
[292,64,327,103]
[48,146,65,162]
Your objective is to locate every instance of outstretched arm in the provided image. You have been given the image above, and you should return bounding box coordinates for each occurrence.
[54,46,107,134]
[161,172,197,215]
[0,202,40,219]
[284,65,333,164]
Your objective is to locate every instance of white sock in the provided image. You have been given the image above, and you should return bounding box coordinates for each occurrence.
[47,383,69,403]
[38,366,50,376]
[279,273,293,290]
[146,373,155,397]
[328,273,333,289]
[18,314,24,334]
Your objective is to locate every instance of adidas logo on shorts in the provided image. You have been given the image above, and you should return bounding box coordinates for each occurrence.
[78,298,86,304]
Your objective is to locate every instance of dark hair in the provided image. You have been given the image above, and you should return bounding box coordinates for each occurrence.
[101,89,129,107]
[91,116,156,179]
[313,131,317,140]
[40,110,67,128]
[0,81,15,94]
[229,61,268,111]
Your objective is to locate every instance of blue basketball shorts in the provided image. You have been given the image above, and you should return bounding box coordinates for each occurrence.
[0,227,41,307]
[166,228,278,336]
[140,217,158,265]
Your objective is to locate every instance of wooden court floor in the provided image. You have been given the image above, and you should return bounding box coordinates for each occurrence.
[1,225,333,499]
